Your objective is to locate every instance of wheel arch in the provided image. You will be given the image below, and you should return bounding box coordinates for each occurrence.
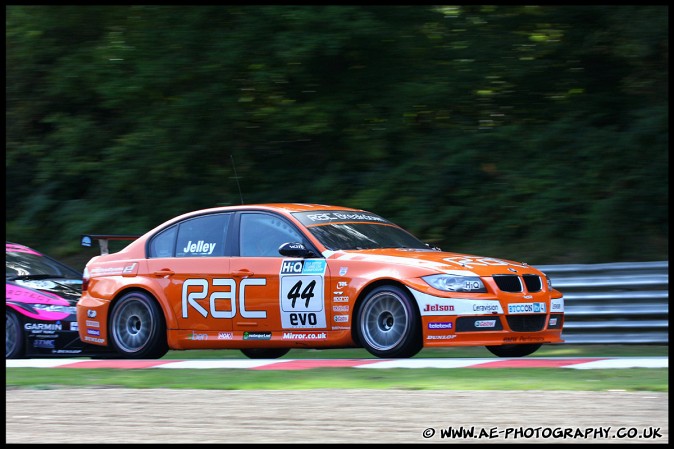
[107,287,169,358]
[351,278,421,347]
[6,302,30,317]
[5,307,27,359]
[109,286,172,331]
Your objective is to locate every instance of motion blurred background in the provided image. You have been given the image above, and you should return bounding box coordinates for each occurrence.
[6,5,668,269]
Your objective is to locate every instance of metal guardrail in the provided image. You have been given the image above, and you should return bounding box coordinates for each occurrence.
[537,261,669,344]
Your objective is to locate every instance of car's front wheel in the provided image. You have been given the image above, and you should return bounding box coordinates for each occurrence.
[485,343,542,357]
[109,291,168,359]
[6,310,24,359]
[240,348,291,359]
[356,285,422,358]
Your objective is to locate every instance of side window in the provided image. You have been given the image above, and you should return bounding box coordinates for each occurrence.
[240,213,306,257]
[149,226,178,258]
[175,213,231,257]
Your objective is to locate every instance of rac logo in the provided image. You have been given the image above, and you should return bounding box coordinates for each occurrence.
[182,278,267,319]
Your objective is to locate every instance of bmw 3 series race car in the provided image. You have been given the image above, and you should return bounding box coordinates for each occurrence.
[76,203,564,359]
[6,242,115,358]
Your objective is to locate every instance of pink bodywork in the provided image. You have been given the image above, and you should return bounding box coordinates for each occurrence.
[6,243,42,256]
[6,283,71,320]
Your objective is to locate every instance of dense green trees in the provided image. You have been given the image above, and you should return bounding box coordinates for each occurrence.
[6,6,668,265]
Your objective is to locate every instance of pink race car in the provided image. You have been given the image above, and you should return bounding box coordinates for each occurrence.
[6,242,114,358]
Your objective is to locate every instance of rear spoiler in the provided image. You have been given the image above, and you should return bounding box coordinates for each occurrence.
[81,234,140,255]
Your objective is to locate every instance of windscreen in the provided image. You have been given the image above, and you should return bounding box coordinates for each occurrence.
[292,211,429,251]
[6,248,81,280]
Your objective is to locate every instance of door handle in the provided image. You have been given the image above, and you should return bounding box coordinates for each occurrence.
[232,269,254,277]
[153,269,175,277]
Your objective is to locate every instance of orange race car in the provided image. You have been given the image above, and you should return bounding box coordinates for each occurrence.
[76,203,564,359]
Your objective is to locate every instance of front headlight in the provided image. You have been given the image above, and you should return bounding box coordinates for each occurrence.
[422,274,487,292]
[32,304,77,314]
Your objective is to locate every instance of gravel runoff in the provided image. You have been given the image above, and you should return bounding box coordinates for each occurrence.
[5,389,668,444]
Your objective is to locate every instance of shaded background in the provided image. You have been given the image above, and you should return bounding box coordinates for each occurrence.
[6,5,668,268]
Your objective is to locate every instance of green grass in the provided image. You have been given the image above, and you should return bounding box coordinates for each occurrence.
[6,345,668,392]
[5,368,667,392]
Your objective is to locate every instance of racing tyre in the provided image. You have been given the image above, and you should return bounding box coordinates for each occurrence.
[356,285,422,358]
[6,310,24,359]
[485,343,542,358]
[109,291,169,359]
[240,348,291,359]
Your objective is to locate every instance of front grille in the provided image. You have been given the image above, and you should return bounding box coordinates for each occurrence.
[506,315,546,332]
[523,274,542,292]
[493,275,522,292]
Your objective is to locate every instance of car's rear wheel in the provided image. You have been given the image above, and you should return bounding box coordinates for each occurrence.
[240,348,290,359]
[6,310,24,359]
[356,285,422,358]
[485,343,542,357]
[109,291,168,359]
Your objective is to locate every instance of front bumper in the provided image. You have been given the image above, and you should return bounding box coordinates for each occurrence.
[409,286,565,346]
[421,313,564,346]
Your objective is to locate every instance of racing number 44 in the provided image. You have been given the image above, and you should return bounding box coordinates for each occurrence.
[287,279,316,308]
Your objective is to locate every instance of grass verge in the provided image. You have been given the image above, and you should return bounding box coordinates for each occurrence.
[6,345,668,392]
[5,367,667,392]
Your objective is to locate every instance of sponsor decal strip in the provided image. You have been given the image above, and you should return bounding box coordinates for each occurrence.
[5,357,667,370]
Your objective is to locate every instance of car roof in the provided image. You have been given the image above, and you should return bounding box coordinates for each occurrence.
[196,203,363,213]
[132,203,369,243]
[5,242,43,255]
[163,203,366,224]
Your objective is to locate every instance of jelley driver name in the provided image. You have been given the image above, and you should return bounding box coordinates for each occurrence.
[183,240,216,254]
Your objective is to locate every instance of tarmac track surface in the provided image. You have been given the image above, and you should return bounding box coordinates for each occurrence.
[5,389,668,444]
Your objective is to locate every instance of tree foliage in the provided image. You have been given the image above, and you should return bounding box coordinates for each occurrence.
[6,5,668,265]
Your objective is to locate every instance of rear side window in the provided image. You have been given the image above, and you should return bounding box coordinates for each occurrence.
[149,213,231,258]
[176,214,230,257]
[149,226,177,258]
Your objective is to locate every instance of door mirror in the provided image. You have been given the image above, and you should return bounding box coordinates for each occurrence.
[278,242,317,258]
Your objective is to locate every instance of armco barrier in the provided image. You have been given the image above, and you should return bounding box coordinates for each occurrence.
[537,261,669,344]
